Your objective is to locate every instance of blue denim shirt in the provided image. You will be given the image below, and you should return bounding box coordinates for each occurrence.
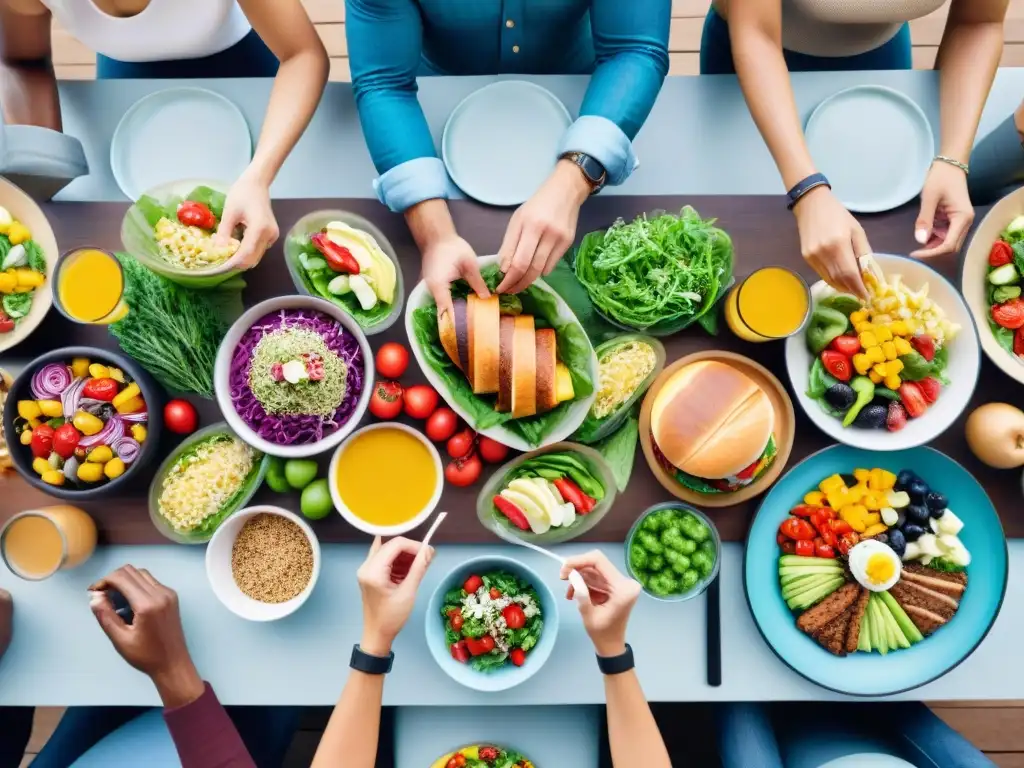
[346,0,671,211]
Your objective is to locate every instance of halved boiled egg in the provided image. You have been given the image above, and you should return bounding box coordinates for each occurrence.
[848,539,902,592]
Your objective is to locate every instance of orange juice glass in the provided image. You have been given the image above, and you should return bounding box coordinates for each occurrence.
[53,247,128,325]
[1,505,97,580]
[725,266,810,342]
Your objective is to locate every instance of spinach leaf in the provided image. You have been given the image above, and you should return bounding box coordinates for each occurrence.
[2,292,31,319]
[988,317,1016,355]
[24,240,46,274]
[592,414,640,492]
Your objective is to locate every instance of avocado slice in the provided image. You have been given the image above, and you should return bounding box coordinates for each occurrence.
[868,596,888,655]
[857,608,872,652]
[787,577,844,611]
[499,488,550,535]
[324,221,397,304]
[879,591,924,644]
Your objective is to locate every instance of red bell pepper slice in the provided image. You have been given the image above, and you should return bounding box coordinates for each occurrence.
[493,496,530,531]
[552,477,596,514]
[310,232,360,274]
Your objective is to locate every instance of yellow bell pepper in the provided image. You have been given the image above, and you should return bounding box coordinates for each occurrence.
[41,470,65,487]
[37,400,62,418]
[872,363,888,378]
[71,358,91,378]
[104,458,125,480]
[869,370,883,384]
[868,468,884,490]
[846,484,867,504]
[884,373,902,390]
[826,489,848,510]
[72,410,104,436]
[14,268,43,288]
[881,341,898,361]
[32,457,50,476]
[866,346,886,364]
[864,512,882,526]
[7,221,31,245]
[0,271,15,293]
[853,468,871,483]
[88,363,110,380]
[819,474,845,494]
[878,469,897,490]
[112,382,140,410]
[27,417,40,429]
[17,400,41,420]
[130,424,147,443]
[76,462,104,483]
[863,522,889,538]
[108,367,126,383]
[890,320,909,337]
[114,396,145,415]
[858,331,879,349]
[87,446,113,464]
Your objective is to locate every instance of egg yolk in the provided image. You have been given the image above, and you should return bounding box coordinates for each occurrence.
[865,553,895,585]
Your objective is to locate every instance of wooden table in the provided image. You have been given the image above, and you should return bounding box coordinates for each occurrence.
[4,196,1019,545]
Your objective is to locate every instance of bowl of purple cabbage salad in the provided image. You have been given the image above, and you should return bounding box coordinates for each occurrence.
[215,296,373,458]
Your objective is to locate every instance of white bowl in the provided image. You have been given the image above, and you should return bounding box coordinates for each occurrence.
[329,422,443,536]
[404,254,599,452]
[785,252,980,451]
[205,505,321,622]
[214,294,374,458]
[0,176,57,354]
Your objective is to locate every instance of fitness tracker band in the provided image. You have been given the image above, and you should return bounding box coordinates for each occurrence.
[350,645,395,675]
[596,644,634,675]
[560,151,608,194]
[786,173,831,210]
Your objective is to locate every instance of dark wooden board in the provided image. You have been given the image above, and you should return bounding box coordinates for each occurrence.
[2,196,1019,546]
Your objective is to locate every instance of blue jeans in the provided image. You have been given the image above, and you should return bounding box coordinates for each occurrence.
[0,704,300,768]
[717,702,995,768]
[700,9,913,74]
[96,29,279,79]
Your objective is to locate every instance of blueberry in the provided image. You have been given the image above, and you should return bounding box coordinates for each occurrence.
[853,404,888,429]
[907,479,930,503]
[902,523,926,542]
[925,491,948,513]
[906,504,930,525]
[888,529,907,556]
[895,470,916,491]
[824,383,856,411]
[874,532,889,546]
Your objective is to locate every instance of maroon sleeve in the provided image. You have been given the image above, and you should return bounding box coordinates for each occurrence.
[163,683,257,768]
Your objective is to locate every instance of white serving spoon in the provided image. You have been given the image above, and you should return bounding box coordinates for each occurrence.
[420,511,447,551]
[489,524,590,601]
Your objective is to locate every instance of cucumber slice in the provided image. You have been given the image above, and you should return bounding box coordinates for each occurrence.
[879,591,924,644]
[857,607,872,652]
[868,596,888,655]
[779,555,842,568]
[781,574,833,601]
[779,565,844,577]
[787,577,844,611]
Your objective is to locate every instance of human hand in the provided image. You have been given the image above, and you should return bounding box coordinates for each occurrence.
[911,160,974,259]
[560,550,642,658]
[793,186,870,299]
[422,234,490,319]
[495,160,590,295]
[356,536,434,656]
[1015,99,1024,143]
[219,171,280,270]
[0,588,11,661]
[88,566,204,708]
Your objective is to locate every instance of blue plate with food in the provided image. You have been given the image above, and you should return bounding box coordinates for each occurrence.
[745,444,1006,696]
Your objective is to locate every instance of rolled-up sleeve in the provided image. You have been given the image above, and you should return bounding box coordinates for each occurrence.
[347,0,456,211]
[164,683,255,767]
[559,0,670,186]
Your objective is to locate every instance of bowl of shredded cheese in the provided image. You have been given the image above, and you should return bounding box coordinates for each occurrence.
[148,422,268,544]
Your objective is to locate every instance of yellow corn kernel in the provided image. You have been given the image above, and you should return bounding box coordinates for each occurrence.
[88,363,110,379]
[850,309,869,324]
[820,474,845,494]
[130,424,147,443]
[32,457,50,475]
[108,367,126,383]
[874,297,898,313]
[826,489,848,510]
[872,363,888,378]
[112,382,141,410]
[13,268,43,288]
[893,338,912,358]
[854,321,873,334]
[87,446,113,464]
[19,429,32,446]
[852,353,872,375]
[104,458,125,480]
[889,320,909,337]
[869,370,883,384]
[7,221,31,245]
[903,318,917,334]
[17,400,41,420]
[881,341,898,361]
[41,470,65,487]
[874,325,893,342]
[0,272,15,293]
[863,522,889,538]
[884,373,902,390]
[37,400,62,418]
[858,331,879,349]
[853,468,871,483]
[71,358,90,378]
[888,358,905,374]
[864,512,882,526]
[866,346,885,364]
[72,411,104,436]
[76,462,104,483]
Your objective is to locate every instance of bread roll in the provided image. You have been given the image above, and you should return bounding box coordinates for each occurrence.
[535,328,558,413]
[511,315,537,418]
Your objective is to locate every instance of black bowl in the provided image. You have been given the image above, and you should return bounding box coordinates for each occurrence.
[2,346,164,500]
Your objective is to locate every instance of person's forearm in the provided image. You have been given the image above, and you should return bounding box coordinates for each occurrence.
[0,60,61,130]
[730,26,815,188]
[244,49,328,186]
[163,680,256,768]
[604,671,671,767]
[406,198,458,252]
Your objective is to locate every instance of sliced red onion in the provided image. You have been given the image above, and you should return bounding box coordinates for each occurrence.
[112,437,141,465]
[61,378,87,420]
[79,414,124,449]
[121,412,148,423]
[63,456,80,483]
[31,364,72,400]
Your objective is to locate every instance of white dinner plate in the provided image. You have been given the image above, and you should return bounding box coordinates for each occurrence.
[805,85,934,213]
[110,87,252,201]
[442,80,572,207]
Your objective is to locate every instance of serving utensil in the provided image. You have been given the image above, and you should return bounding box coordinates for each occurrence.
[420,511,447,551]
[488,523,589,601]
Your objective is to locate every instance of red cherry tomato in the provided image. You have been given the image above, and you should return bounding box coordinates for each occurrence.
[816,541,837,558]
[779,517,816,541]
[509,648,526,667]
[368,380,403,420]
[502,604,526,630]
[448,608,464,632]
[375,342,409,379]
[489,587,501,600]
[449,641,469,664]
[403,384,439,419]
[82,378,119,402]
[463,575,483,594]
[425,407,459,442]
[780,539,797,555]
[29,423,55,459]
[446,428,476,459]
[52,423,81,460]
[789,505,818,518]
[477,436,509,464]
[465,635,496,656]
[794,539,815,557]
[445,453,482,487]
[164,399,198,435]
[176,200,217,230]
[0,312,13,334]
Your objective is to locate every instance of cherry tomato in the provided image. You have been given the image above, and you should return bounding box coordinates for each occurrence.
[445,453,482,487]
[463,575,483,594]
[402,384,439,419]
[465,635,496,655]
[789,505,818,518]
[176,200,217,230]
[29,423,55,459]
[425,407,459,442]
[368,380,403,420]
[779,540,796,555]
[827,519,854,535]
[52,423,81,460]
[489,587,501,600]
[779,517,816,541]
[446,428,476,459]
[447,757,459,768]
[82,378,119,402]
[450,642,469,664]
[164,399,198,435]
[0,313,13,334]
[448,608,464,632]
[794,539,815,557]
[816,541,837,558]
[837,531,861,556]
[375,342,409,379]
[479,747,500,762]
[776,531,787,546]
[510,648,526,667]
[477,436,509,464]
[502,604,526,630]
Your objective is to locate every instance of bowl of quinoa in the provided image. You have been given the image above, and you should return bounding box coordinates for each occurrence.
[205,505,321,621]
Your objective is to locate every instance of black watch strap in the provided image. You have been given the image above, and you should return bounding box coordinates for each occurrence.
[596,644,634,675]
[350,645,394,675]
[786,173,831,210]
[560,151,607,194]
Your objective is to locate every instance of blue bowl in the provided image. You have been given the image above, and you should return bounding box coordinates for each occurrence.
[744,444,1007,697]
[425,555,559,693]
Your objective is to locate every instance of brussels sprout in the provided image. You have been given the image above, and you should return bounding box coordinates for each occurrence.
[637,531,664,555]
[681,569,700,591]
[680,515,711,543]
[648,554,665,572]
[691,550,715,577]
[660,527,685,550]
[629,543,649,571]
[647,573,673,596]
[663,549,692,576]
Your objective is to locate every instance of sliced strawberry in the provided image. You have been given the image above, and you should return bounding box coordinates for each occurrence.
[821,350,852,382]
[910,334,936,362]
[1015,328,1024,357]
[990,240,1014,267]
[992,298,1024,330]
[899,381,928,418]
[886,401,908,432]
[917,377,941,404]
[829,335,862,357]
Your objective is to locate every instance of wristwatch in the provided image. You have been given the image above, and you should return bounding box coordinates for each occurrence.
[596,644,634,675]
[560,151,607,194]
[350,645,394,675]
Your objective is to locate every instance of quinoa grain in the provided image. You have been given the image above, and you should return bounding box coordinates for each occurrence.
[231,513,313,603]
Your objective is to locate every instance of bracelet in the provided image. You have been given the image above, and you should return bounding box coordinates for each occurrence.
[786,173,831,211]
[596,644,635,675]
[934,155,969,176]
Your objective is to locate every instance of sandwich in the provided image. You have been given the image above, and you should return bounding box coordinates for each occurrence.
[648,361,778,494]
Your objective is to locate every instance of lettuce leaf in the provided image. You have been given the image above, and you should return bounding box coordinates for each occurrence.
[592,413,640,492]
[411,265,594,446]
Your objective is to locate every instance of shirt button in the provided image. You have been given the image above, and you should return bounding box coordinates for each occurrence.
[506,19,514,28]
[512,45,520,53]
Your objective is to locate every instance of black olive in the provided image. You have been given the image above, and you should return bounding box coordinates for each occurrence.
[840,473,859,488]
[902,523,926,542]
[925,491,948,513]
[888,529,907,556]
[905,504,930,525]
[824,383,856,411]
[853,404,888,429]
[907,479,930,502]
[873,533,889,546]
[895,470,916,492]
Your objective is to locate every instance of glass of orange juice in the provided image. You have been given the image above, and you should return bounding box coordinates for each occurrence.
[53,247,128,325]
[1,505,97,580]
[725,266,811,343]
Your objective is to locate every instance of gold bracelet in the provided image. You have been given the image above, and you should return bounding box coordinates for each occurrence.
[934,155,969,175]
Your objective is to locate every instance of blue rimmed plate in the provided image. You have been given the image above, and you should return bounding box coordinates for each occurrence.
[744,444,1007,697]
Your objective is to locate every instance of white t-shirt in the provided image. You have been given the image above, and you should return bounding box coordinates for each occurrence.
[40,0,250,62]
